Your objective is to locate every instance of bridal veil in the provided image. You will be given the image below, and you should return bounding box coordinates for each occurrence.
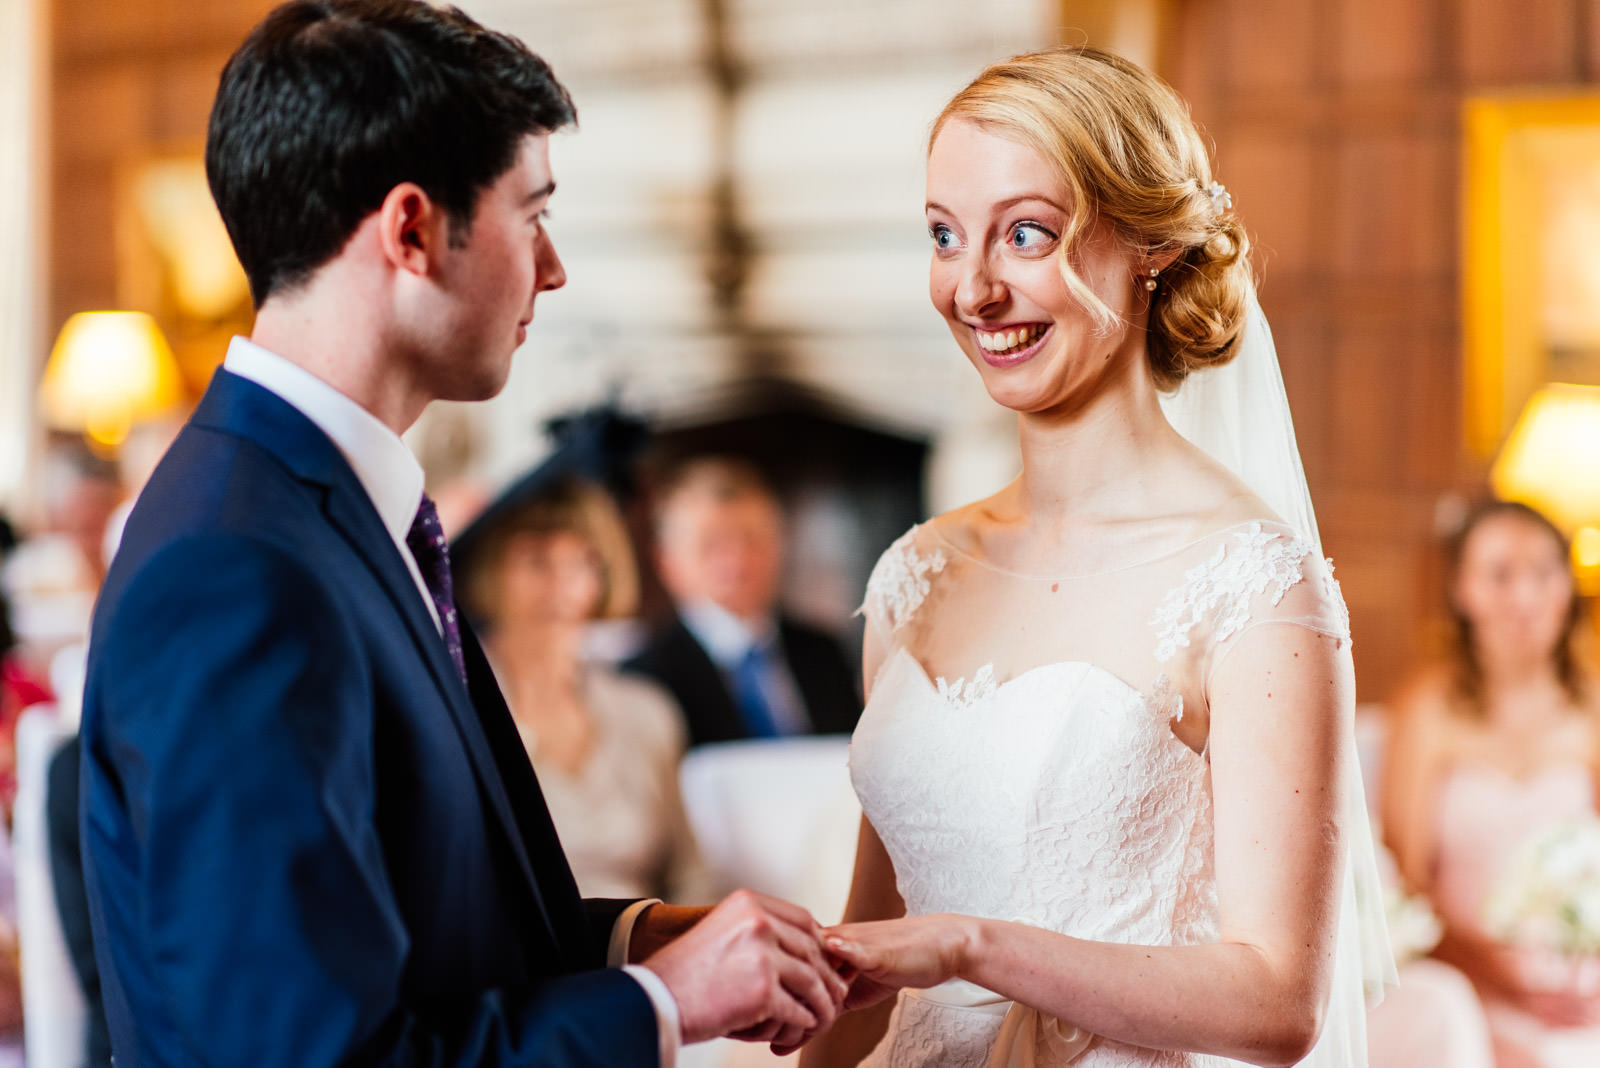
[1160,288,1399,1066]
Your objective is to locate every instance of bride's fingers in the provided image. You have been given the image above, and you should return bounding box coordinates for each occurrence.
[825,933,882,973]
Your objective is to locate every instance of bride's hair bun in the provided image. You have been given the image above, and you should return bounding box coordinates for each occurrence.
[933,47,1254,389]
[1149,209,1251,388]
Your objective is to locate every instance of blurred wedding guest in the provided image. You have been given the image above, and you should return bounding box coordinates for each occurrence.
[462,477,714,903]
[625,457,860,747]
[0,445,121,677]
[1366,841,1495,1068]
[0,574,51,819]
[0,587,27,1058]
[1384,499,1600,1068]
[47,735,110,1067]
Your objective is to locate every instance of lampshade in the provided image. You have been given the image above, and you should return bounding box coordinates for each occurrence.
[1491,382,1600,593]
[38,311,183,448]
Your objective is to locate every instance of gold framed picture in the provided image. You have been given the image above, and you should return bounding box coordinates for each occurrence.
[1464,93,1600,458]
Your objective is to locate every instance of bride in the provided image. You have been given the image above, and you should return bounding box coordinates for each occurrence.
[799,48,1393,1067]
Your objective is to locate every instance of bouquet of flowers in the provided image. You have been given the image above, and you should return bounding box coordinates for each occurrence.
[1483,816,1600,956]
[1371,839,1442,965]
[1385,884,1443,966]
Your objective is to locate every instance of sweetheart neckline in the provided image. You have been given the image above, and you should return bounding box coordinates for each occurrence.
[884,645,1144,703]
[872,646,1209,760]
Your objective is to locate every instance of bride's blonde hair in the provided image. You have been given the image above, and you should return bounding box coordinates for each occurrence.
[932,47,1253,388]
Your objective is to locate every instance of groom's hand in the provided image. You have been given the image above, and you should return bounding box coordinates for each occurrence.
[642,890,849,1049]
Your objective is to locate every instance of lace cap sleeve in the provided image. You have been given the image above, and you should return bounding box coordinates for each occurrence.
[858,525,947,647]
[1149,521,1351,680]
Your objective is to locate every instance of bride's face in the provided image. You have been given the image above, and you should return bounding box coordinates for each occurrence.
[926,119,1149,414]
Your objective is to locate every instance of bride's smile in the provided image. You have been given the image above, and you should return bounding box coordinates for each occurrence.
[969,321,1052,366]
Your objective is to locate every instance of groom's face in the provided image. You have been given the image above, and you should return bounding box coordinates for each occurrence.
[408,134,568,404]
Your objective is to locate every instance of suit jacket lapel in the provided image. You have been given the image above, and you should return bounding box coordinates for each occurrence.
[457,622,591,966]
[192,372,553,933]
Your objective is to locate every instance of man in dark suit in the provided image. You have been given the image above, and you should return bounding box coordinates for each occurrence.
[77,4,845,1065]
[626,459,861,747]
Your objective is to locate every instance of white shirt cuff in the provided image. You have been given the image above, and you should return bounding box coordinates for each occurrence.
[608,899,660,967]
[622,963,682,1068]
[611,900,681,1067]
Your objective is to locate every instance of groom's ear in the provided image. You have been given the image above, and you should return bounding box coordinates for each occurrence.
[376,182,449,278]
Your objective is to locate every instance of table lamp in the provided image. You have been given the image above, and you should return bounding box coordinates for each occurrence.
[1491,382,1600,596]
[37,311,183,453]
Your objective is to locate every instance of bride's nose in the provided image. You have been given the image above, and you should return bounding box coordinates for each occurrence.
[953,250,1006,318]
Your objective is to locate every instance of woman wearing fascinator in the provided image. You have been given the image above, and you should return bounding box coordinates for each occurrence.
[800,48,1394,1068]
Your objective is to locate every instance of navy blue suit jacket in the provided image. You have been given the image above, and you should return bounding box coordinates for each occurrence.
[79,370,659,1066]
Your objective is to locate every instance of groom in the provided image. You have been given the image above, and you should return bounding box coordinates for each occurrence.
[77,2,846,1065]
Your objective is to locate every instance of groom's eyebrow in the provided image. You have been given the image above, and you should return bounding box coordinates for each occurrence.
[523,181,556,204]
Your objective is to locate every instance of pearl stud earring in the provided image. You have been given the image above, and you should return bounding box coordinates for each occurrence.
[1143,268,1159,292]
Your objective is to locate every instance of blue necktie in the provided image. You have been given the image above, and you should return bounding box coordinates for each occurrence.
[406,494,468,688]
[729,643,784,739]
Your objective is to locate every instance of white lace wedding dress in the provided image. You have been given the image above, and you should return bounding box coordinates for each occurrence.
[849,515,1362,1068]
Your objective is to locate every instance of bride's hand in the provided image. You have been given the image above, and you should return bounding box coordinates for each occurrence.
[823,914,977,1003]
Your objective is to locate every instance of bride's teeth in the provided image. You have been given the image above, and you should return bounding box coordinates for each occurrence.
[1005,330,1017,348]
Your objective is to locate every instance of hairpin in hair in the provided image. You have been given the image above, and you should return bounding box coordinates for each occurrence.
[1206,180,1232,214]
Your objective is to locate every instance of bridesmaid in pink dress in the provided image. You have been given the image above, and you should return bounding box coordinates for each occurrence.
[1383,500,1600,1068]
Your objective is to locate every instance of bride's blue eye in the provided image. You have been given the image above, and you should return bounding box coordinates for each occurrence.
[1008,223,1054,250]
[930,224,958,250]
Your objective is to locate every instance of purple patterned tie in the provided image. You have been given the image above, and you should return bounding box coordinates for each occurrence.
[406,494,468,688]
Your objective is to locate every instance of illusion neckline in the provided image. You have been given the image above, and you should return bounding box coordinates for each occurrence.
[921,516,1297,582]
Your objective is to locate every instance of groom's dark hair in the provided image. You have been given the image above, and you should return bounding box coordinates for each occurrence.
[206,0,576,307]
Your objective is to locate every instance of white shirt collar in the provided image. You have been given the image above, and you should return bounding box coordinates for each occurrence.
[679,598,777,668]
[222,336,424,547]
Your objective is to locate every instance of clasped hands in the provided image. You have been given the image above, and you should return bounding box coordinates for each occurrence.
[639,896,972,1054]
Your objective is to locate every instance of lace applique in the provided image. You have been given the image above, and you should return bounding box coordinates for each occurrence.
[864,529,948,633]
[935,664,997,710]
[1322,558,1352,645]
[1149,522,1312,663]
[1148,672,1184,723]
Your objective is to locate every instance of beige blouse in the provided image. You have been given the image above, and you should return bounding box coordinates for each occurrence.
[514,667,717,904]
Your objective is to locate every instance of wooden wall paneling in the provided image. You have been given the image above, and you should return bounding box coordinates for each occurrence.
[1587,0,1600,76]
[1218,0,1323,93]
[1337,0,1438,85]
[1458,0,1584,86]
[47,0,277,334]
[51,59,150,163]
[1339,543,1430,697]
[1400,331,1463,488]
[49,168,117,312]
[1331,129,1453,279]
[1162,0,1227,130]
[1327,323,1410,487]
[1223,130,1318,275]
[1262,300,1335,491]
[147,50,233,143]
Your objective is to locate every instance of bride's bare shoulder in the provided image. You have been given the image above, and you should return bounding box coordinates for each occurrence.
[1158,442,1286,537]
[918,486,1022,555]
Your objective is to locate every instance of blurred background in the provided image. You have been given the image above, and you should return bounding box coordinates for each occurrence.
[5,0,1599,697]
[2,1,1600,1066]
